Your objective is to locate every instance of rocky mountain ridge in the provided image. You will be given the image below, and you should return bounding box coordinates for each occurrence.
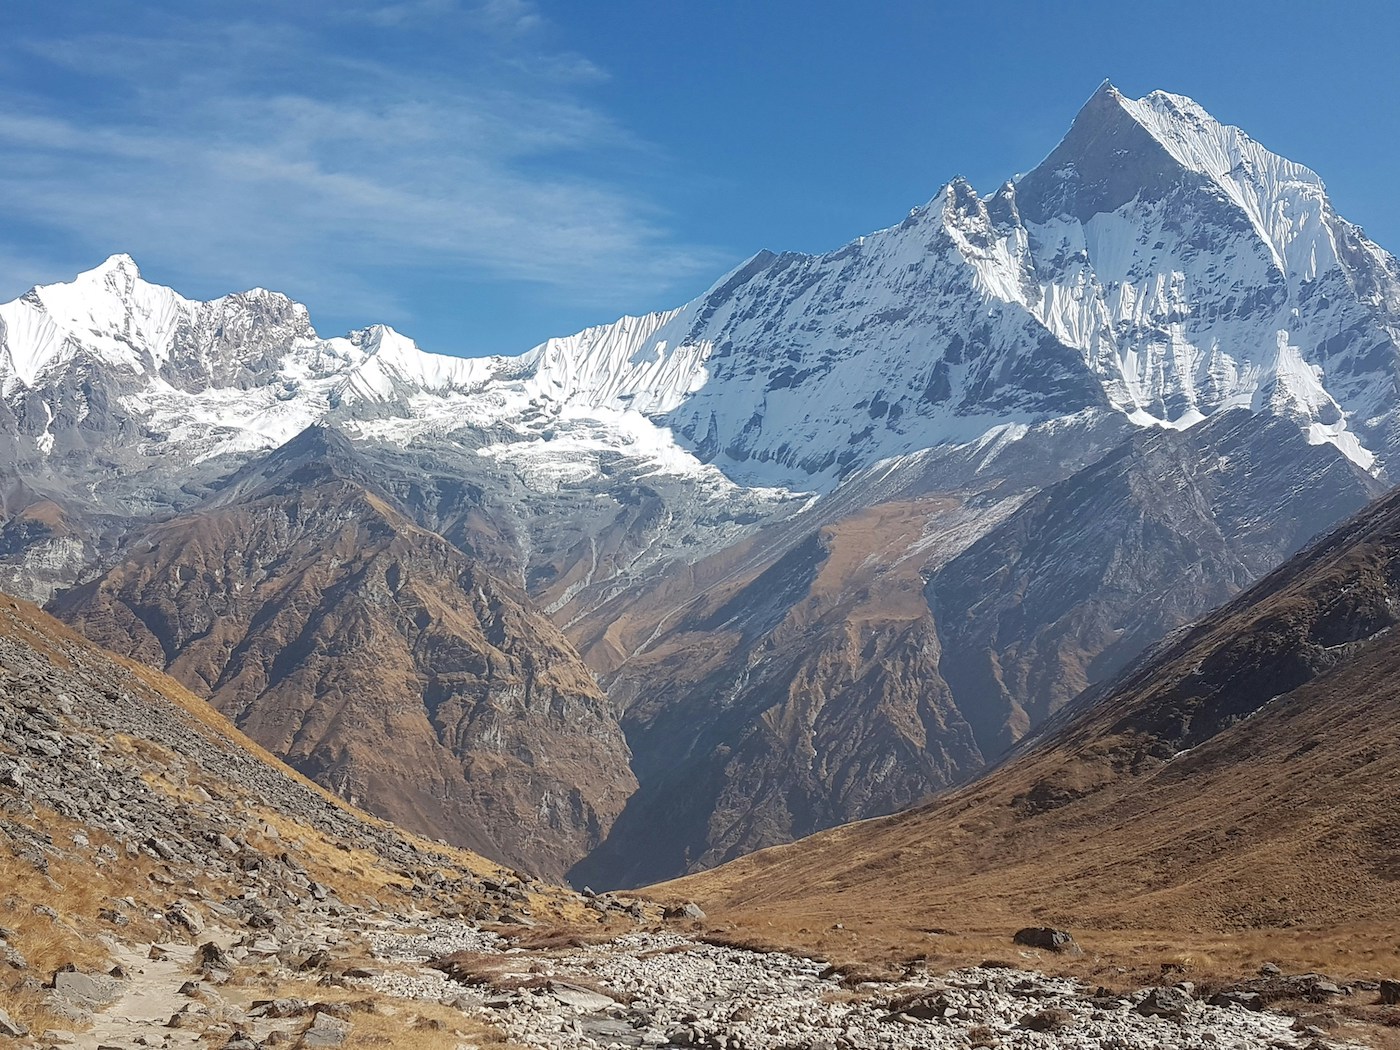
[667,468,1400,963]
[6,82,1400,884]
[52,425,635,881]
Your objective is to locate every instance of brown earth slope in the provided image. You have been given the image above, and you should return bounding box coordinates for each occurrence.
[571,411,1377,888]
[662,481,1400,969]
[0,590,647,1046]
[53,425,635,880]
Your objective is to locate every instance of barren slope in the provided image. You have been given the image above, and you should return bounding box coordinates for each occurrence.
[53,426,635,880]
[663,482,1400,962]
[571,411,1376,887]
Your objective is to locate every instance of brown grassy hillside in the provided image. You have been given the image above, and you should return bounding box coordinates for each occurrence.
[659,487,1400,987]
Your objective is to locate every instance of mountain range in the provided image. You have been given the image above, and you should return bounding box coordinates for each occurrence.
[4,82,1399,885]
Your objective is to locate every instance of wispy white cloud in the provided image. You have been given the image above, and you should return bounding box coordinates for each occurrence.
[0,1,722,338]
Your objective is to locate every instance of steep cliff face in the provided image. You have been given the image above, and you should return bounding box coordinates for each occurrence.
[926,410,1383,757]
[53,427,634,880]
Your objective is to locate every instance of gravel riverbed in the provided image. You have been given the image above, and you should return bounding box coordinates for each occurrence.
[361,920,1337,1050]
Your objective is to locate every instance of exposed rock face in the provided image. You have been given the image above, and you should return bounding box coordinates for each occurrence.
[926,410,1382,757]
[53,427,634,880]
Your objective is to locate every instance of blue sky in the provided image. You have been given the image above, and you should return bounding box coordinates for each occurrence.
[1,1,1397,357]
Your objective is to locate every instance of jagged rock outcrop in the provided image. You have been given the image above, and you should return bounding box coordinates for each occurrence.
[53,426,635,879]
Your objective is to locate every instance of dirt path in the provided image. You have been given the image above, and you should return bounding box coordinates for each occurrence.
[73,938,213,1050]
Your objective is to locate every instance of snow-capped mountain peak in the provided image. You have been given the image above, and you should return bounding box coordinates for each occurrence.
[1,85,1398,493]
[1,253,191,387]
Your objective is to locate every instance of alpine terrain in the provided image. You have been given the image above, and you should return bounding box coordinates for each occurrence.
[667,460,1400,983]
[2,83,1399,886]
[3,594,1361,1048]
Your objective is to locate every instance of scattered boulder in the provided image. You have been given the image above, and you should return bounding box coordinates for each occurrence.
[51,969,122,1007]
[1380,979,1400,1005]
[1136,985,1194,1019]
[664,902,707,922]
[251,998,312,1019]
[167,901,204,935]
[145,837,178,862]
[166,1005,205,1029]
[546,981,616,1012]
[884,991,952,1020]
[0,1008,29,1037]
[299,1011,351,1048]
[1011,927,1081,955]
[196,941,234,977]
[1020,1007,1075,1031]
[1209,989,1264,1011]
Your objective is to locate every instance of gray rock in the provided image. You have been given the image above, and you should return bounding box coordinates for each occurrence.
[1208,990,1264,1011]
[251,998,311,1019]
[1381,979,1400,1005]
[546,980,616,1012]
[197,941,234,975]
[167,901,204,934]
[664,902,707,922]
[0,1007,29,1037]
[1011,926,1082,954]
[1135,985,1193,1019]
[300,1012,351,1047]
[52,969,122,1006]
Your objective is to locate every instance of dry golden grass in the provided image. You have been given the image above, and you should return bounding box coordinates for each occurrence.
[344,1005,528,1050]
[491,925,617,952]
[227,974,531,1050]
[1,804,171,968]
[0,802,177,1035]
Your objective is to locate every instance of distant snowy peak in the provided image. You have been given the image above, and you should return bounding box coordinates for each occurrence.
[583,84,1399,481]
[513,306,709,415]
[0,257,495,403]
[997,83,1400,469]
[332,324,493,405]
[1018,82,1331,275]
